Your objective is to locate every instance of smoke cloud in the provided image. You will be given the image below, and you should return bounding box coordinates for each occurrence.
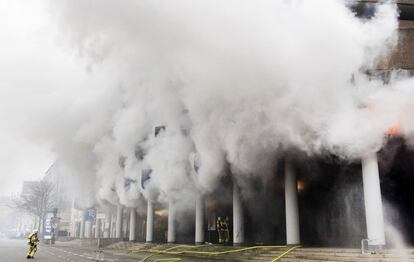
[24,0,414,210]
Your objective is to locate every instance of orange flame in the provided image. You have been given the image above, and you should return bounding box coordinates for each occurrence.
[155,209,168,217]
[297,180,305,193]
[385,123,402,137]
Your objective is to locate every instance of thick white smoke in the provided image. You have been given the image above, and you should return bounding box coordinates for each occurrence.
[30,0,414,209]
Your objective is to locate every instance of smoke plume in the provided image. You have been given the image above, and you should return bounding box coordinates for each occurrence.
[27,0,414,210]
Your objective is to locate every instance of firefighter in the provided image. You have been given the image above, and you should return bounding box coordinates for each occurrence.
[223,217,230,244]
[26,229,39,259]
[216,216,223,243]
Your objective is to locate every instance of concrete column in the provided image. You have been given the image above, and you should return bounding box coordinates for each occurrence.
[168,200,176,243]
[95,219,101,238]
[79,216,85,239]
[84,220,92,238]
[195,194,205,244]
[233,184,244,245]
[110,213,115,238]
[362,153,385,246]
[146,200,154,243]
[116,204,123,239]
[285,159,300,245]
[125,211,129,239]
[112,222,116,237]
[70,198,77,237]
[109,214,115,238]
[104,213,110,238]
[70,222,77,238]
[129,208,136,241]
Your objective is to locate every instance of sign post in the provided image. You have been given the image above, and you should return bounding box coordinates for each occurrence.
[44,212,54,244]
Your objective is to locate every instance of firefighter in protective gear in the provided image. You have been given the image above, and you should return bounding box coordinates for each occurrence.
[216,217,224,243]
[223,217,230,244]
[26,229,39,259]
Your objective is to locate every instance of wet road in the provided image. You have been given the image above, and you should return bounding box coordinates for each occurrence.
[0,238,213,261]
[0,238,127,262]
[0,238,53,261]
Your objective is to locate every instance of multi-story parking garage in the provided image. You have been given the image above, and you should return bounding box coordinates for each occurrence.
[67,1,414,250]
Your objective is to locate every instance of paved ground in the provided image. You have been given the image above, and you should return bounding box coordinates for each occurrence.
[0,238,135,262]
[0,238,212,261]
[2,238,412,262]
[0,238,55,262]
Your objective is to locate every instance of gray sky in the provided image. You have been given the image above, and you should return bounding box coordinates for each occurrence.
[0,0,95,196]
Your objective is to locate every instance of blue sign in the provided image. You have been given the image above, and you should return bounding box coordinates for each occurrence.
[44,212,54,240]
[85,209,96,221]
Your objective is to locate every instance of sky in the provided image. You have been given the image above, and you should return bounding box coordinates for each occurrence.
[0,0,99,196]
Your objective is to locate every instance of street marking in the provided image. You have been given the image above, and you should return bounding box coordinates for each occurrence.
[143,245,288,255]
[270,245,301,262]
[138,245,190,262]
[153,258,182,262]
[46,245,130,262]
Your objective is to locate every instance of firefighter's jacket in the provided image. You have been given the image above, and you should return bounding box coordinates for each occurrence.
[217,219,229,231]
[222,219,229,231]
[216,219,222,231]
[27,233,39,246]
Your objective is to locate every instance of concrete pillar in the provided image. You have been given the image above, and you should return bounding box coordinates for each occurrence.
[362,153,385,246]
[146,200,154,243]
[95,219,101,238]
[124,211,129,239]
[70,198,77,237]
[233,184,244,245]
[285,159,300,245]
[70,221,76,237]
[110,213,114,238]
[109,214,115,238]
[129,208,136,241]
[195,194,205,244]
[168,200,176,243]
[70,222,77,238]
[79,216,85,239]
[116,204,123,239]
[104,213,110,238]
[84,220,92,238]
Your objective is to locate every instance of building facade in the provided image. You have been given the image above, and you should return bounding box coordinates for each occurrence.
[68,1,414,249]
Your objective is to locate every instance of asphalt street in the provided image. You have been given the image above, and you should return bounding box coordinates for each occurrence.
[0,238,53,261]
[0,238,130,262]
[0,238,210,262]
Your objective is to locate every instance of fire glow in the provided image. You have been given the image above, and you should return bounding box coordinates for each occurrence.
[385,123,402,137]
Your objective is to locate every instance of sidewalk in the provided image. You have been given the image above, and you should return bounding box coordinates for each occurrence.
[105,242,298,262]
[52,240,414,262]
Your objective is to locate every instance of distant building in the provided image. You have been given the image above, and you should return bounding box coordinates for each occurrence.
[43,160,76,237]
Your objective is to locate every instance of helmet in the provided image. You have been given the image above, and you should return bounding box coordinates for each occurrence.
[32,229,38,234]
